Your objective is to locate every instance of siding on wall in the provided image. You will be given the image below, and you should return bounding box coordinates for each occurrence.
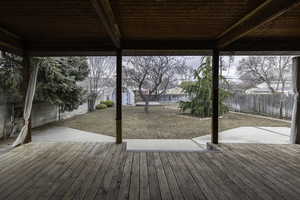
[1,102,88,137]
[60,103,88,120]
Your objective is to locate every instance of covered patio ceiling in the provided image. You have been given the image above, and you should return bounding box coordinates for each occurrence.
[1,0,300,56]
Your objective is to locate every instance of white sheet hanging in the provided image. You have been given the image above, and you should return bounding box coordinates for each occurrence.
[290,57,300,144]
[12,63,39,147]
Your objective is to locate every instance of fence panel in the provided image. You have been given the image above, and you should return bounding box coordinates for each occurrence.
[226,93,294,119]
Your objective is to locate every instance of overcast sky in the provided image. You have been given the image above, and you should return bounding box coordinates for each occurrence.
[186,56,245,81]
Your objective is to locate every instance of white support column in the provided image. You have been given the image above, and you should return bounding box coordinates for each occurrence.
[290,57,300,144]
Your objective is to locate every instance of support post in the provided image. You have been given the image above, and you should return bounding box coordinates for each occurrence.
[290,57,300,144]
[211,49,219,144]
[116,49,122,144]
[23,54,32,144]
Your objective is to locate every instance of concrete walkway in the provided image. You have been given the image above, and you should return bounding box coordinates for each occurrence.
[125,139,205,152]
[193,126,291,145]
[32,126,205,152]
[31,126,291,152]
[33,126,115,143]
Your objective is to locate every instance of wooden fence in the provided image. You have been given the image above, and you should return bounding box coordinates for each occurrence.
[226,93,294,119]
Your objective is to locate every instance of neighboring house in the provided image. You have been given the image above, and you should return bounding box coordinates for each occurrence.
[159,87,188,102]
[245,81,293,95]
[141,87,188,103]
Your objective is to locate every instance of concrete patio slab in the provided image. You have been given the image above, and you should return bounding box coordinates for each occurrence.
[257,127,290,136]
[193,126,290,145]
[126,139,205,152]
[32,126,115,143]
[32,126,205,152]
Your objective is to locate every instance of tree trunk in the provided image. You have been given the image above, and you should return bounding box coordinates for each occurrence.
[144,98,149,113]
[279,93,283,119]
[279,82,285,119]
[88,94,97,112]
[279,100,283,118]
[138,88,149,113]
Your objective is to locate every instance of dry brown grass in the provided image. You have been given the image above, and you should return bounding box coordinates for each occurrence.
[54,106,290,139]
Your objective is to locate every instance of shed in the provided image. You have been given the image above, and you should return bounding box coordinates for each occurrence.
[110,87,135,105]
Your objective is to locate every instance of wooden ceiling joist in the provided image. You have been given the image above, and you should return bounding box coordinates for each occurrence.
[90,0,121,48]
[0,26,23,54]
[217,0,300,49]
[122,39,215,50]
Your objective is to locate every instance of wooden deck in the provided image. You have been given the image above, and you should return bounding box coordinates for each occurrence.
[0,142,299,200]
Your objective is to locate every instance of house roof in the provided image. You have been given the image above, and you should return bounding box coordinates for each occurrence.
[166,87,185,95]
[1,0,300,56]
[246,81,293,94]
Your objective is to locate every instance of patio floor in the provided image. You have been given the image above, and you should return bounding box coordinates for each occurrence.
[193,126,291,145]
[0,142,299,200]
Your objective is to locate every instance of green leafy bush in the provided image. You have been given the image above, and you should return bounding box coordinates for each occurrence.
[96,104,107,110]
[0,55,89,111]
[100,100,114,107]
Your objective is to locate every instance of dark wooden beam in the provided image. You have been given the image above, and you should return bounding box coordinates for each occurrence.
[28,50,116,57]
[25,38,300,56]
[0,26,23,55]
[223,38,300,52]
[90,0,121,48]
[122,39,215,50]
[291,57,300,144]
[26,39,215,56]
[27,39,115,56]
[217,0,300,49]
[123,49,212,56]
[116,48,122,144]
[211,49,219,144]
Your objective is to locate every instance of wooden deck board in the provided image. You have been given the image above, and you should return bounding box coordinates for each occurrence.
[139,152,150,200]
[118,152,133,200]
[0,142,299,200]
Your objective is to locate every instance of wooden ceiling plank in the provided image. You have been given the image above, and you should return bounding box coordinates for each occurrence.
[90,0,121,48]
[217,0,300,49]
[0,26,23,54]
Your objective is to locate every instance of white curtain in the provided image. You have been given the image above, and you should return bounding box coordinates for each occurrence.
[290,57,300,144]
[12,63,39,147]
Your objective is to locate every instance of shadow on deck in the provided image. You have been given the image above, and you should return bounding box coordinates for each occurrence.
[0,142,299,200]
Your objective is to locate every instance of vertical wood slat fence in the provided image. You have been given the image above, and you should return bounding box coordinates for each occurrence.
[226,93,294,119]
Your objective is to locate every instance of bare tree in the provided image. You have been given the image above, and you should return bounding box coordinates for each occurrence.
[238,56,291,93]
[220,56,234,75]
[124,56,187,113]
[87,56,115,111]
[220,56,234,90]
[178,56,205,82]
[237,56,292,118]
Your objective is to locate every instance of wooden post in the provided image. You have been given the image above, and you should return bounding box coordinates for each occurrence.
[116,49,122,144]
[290,57,300,144]
[211,49,219,144]
[23,54,32,144]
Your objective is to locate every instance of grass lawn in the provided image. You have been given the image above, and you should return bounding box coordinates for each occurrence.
[53,105,290,139]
